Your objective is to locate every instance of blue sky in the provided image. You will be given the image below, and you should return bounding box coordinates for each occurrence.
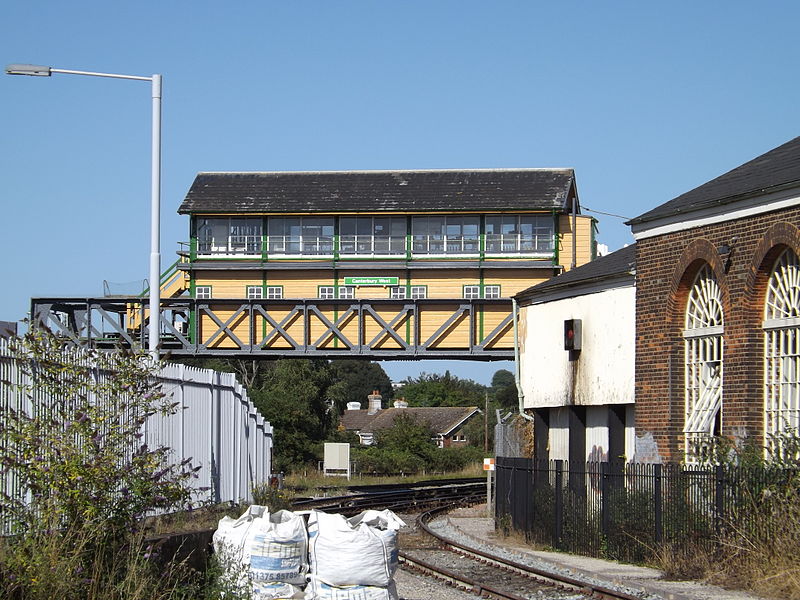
[2,2,798,384]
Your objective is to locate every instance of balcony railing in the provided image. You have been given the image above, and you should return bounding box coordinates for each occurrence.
[193,233,554,258]
[485,233,553,255]
[412,235,481,255]
[198,235,262,256]
[339,235,406,256]
[268,235,334,256]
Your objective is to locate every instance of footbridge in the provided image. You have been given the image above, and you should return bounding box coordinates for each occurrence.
[30,296,515,360]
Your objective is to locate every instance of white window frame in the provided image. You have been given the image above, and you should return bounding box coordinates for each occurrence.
[339,216,406,256]
[683,264,724,462]
[196,217,262,256]
[391,285,426,299]
[410,286,426,299]
[247,285,264,299]
[337,286,355,299]
[195,285,212,300]
[484,214,554,256]
[464,285,501,299]
[319,286,335,299]
[763,248,800,458]
[266,286,283,299]
[411,215,480,256]
[267,217,334,256]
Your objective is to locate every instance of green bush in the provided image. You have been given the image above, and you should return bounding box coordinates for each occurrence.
[349,413,486,475]
[0,330,204,599]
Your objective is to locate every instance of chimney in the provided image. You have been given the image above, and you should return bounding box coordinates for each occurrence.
[367,389,382,414]
[346,402,362,411]
[393,398,408,409]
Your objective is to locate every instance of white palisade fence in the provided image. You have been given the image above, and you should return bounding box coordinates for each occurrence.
[0,337,273,518]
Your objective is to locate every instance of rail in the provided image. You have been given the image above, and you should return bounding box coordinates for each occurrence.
[406,505,645,600]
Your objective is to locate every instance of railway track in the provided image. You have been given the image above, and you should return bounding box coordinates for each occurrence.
[402,505,646,600]
[303,480,649,600]
[292,478,485,514]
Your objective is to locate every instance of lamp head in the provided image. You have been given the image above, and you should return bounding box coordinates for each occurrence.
[5,64,52,76]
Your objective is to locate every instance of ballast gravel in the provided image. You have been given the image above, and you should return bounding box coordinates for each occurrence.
[393,567,484,600]
[427,506,767,600]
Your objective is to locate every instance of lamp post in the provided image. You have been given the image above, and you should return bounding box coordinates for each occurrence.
[5,64,162,359]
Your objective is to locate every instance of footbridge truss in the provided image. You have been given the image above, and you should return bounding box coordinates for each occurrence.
[30,297,516,360]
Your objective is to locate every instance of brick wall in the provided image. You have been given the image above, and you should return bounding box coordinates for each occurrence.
[635,207,800,461]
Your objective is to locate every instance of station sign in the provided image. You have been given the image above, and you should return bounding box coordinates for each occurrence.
[343,276,399,286]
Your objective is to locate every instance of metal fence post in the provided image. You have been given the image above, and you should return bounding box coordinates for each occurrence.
[554,459,563,548]
[600,461,609,536]
[654,463,663,544]
[715,464,725,537]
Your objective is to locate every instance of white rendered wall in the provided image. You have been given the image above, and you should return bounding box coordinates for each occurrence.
[549,407,570,461]
[586,406,609,461]
[519,285,635,409]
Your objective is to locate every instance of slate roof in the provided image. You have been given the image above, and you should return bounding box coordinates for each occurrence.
[340,406,480,436]
[629,136,800,227]
[178,169,577,214]
[515,244,636,302]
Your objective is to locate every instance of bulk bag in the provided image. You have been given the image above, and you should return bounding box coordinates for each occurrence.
[213,505,309,592]
[307,509,405,588]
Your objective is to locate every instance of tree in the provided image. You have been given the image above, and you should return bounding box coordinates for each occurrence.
[491,368,518,409]
[398,371,487,407]
[250,359,346,471]
[491,368,515,389]
[174,356,273,390]
[329,359,393,413]
[353,413,437,475]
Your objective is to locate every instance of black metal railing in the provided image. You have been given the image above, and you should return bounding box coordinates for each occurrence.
[495,458,798,563]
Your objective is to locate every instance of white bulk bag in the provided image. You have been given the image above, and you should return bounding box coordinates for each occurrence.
[305,577,398,600]
[213,505,309,588]
[307,509,405,588]
[253,581,304,600]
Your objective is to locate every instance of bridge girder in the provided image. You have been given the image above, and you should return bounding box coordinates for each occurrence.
[30,297,516,361]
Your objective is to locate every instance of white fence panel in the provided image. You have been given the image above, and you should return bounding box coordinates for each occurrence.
[0,338,273,520]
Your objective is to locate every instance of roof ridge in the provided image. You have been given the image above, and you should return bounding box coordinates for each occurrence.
[195,167,574,176]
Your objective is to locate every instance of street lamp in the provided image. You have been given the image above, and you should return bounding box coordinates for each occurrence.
[5,64,162,359]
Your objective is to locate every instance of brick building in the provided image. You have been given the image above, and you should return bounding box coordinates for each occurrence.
[628,136,800,462]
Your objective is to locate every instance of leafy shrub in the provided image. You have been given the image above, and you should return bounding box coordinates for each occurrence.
[251,483,294,511]
[0,330,203,599]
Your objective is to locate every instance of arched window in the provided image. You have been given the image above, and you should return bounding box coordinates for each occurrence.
[684,264,724,461]
[763,248,800,458]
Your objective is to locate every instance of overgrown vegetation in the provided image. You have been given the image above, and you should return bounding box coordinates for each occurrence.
[0,331,221,599]
[351,412,485,475]
[661,434,800,599]
[177,358,511,472]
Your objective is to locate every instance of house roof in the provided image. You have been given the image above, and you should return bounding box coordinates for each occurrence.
[515,244,636,303]
[628,136,800,227]
[340,406,480,437]
[178,169,578,215]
